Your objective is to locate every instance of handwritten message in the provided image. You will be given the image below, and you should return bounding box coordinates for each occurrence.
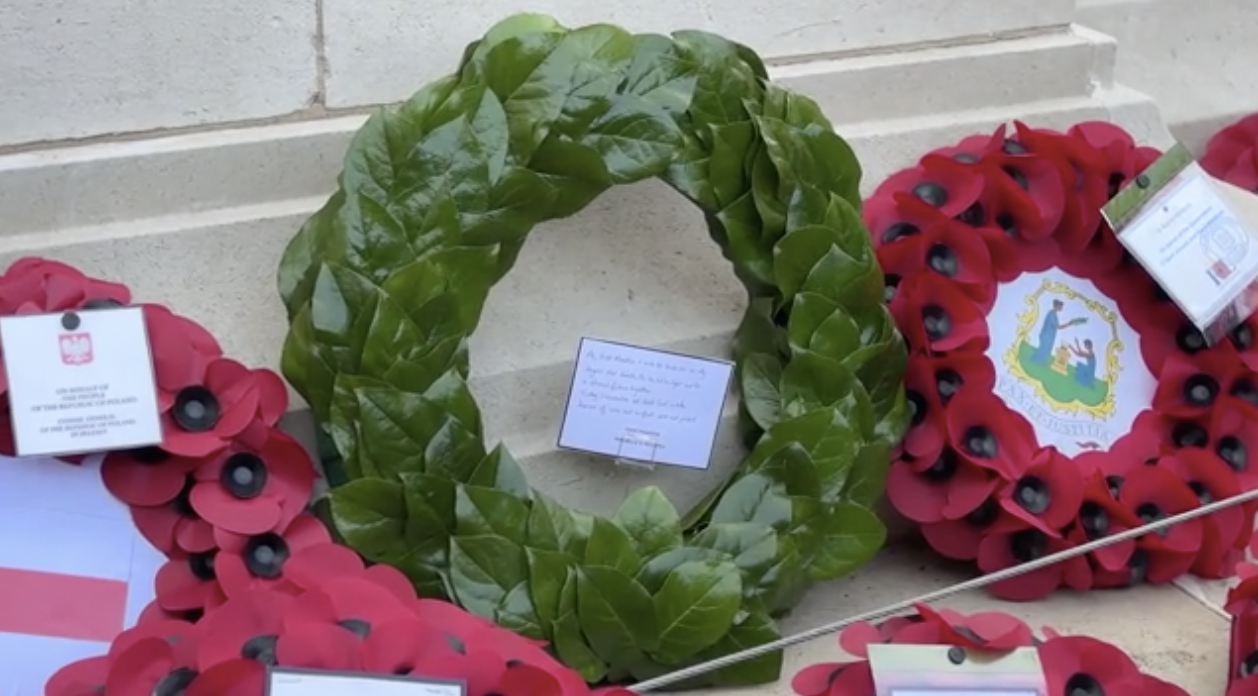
[558,338,732,470]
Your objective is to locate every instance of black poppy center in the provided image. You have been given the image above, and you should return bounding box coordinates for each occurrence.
[221,453,268,500]
[131,446,170,465]
[924,450,958,483]
[913,182,948,207]
[965,498,999,528]
[153,668,198,696]
[1175,324,1206,355]
[907,389,928,426]
[1218,435,1248,472]
[881,222,919,244]
[188,550,217,581]
[1231,379,1258,406]
[171,476,198,519]
[1171,421,1209,449]
[956,201,986,226]
[954,153,979,163]
[1014,476,1051,514]
[173,386,221,433]
[445,632,466,654]
[1105,475,1124,498]
[1002,166,1029,190]
[1136,502,1166,526]
[1188,481,1215,504]
[1010,529,1047,563]
[884,273,901,304]
[83,297,126,310]
[1079,502,1110,539]
[241,634,279,665]
[338,618,372,639]
[962,426,998,459]
[1242,651,1258,678]
[1128,549,1149,585]
[1233,324,1255,351]
[935,369,963,404]
[1182,374,1219,407]
[1064,672,1104,696]
[1002,139,1028,155]
[996,212,1018,238]
[921,304,952,341]
[926,243,959,277]
[243,533,289,579]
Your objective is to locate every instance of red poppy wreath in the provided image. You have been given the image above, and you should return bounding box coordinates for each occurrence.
[1225,562,1258,695]
[1203,112,1258,192]
[0,258,616,696]
[790,604,1190,696]
[871,120,1258,601]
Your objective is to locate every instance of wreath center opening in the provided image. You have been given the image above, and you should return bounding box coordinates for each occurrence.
[985,267,1156,457]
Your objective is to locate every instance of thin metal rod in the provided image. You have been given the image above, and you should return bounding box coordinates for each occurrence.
[632,485,1258,691]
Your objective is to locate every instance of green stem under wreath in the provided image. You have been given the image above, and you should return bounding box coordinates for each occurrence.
[277,13,909,688]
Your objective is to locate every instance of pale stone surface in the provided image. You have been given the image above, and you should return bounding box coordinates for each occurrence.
[0,0,319,148]
[1077,0,1258,151]
[321,0,1075,108]
[681,542,1227,696]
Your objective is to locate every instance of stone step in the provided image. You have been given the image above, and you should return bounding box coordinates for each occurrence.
[1076,0,1258,151]
[1,25,1118,238]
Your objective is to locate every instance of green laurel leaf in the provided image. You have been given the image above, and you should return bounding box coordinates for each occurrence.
[279,12,909,688]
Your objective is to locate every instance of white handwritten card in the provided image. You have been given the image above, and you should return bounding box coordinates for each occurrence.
[0,307,163,457]
[267,668,464,696]
[557,338,733,470]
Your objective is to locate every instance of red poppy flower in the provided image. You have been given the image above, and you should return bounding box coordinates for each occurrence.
[976,140,1066,242]
[276,574,414,673]
[131,478,217,554]
[864,189,952,252]
[1153,350,1245,417]
[196,588,296,669]
[1226,314,1258,373]
[161,357,287,458]
[891,272,988,353]
[901,352,995,461]
[144,305,223,404]
[945,390,1035,478]
[102,446,206,507]
[1070,471,1141,573]
[1011,121,1110,252]
[190,426,316,535]
[1210,401,1258,489]
[869,153,986,219]
[1229,678,1258,696]
[1202,113,1258,192]
[155,550,226,612]
[977,527,1091,600]
[877,212,995,309]
[214,514,332,597]
[1161,448,1247,577]
[913,603,1034,649]
[0,257,131,314]
[1039,635,1144,695]
[996,447,1083,536]
[886,449,999,525]
[185,659,265,696]
[103,635,200,696]
[45,656,109,696]
[1112,463,1204,584]
[918,497,1017,561]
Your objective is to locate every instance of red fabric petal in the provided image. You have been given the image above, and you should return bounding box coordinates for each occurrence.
[837,622,882,658]
[275,621,364,670]
[45,656,109,696]
[284,543,366,590]
[101,450,197,506]
[185,659,265,696]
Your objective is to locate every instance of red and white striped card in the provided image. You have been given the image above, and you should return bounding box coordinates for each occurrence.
[0,454,162,696]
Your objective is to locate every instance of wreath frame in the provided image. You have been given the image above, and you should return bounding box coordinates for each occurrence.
[277,13,908,686]
[872,120,1258,601]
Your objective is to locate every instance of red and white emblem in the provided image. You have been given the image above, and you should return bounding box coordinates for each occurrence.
[58,332,93,366]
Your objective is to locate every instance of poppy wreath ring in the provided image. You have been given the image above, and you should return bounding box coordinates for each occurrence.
[873,120,1258,600]
[277,13,909,687]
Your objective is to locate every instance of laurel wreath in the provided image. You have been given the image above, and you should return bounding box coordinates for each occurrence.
[277,13,908,687]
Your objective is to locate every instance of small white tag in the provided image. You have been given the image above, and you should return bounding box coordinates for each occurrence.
[1,307,163,457]
[267,668,465,696]
[1119,163,1258,328]
[557,337,733,470]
